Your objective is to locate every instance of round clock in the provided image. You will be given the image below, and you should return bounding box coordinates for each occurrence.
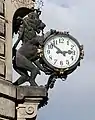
[42,32,83,73]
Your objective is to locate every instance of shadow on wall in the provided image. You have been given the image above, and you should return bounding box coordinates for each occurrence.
[12,7,33,35]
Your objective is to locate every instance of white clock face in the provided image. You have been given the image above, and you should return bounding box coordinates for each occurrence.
[44,35,80,69]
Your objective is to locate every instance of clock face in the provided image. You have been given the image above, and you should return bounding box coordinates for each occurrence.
[43,35,80,69]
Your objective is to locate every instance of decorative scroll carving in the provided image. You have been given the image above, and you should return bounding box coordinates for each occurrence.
[0,37,5,57]
[17,104,37,119]
[25,105,34,115]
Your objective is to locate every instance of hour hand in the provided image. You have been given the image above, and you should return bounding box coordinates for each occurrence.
[67,50,73,54]
[62,50,73,56]
[57,50,73,56]
[56,50,65,56]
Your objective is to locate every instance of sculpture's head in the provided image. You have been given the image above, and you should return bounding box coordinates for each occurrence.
[28,9,46,34]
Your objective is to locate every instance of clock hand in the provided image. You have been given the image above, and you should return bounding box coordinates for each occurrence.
[56,50,73,56]
[62,50,73,56]
[51,43,65,56]
[67,50,73,54]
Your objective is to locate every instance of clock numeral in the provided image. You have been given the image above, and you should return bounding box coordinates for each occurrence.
[67,40,69,45]
[73,50,75,55]
[48,44,53,49]
[59,38,64,43]
[60,61,63,66]
[66,60,69,65]
[54,59,57,64]
[71,56,74,61]
[53,40,58,46]
[47,50,50,54]
[49,55,52,60]
[71,45,74,50]
[62,37,64,40]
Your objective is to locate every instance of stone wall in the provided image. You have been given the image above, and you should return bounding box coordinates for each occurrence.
[0,0,35,119]
[0,0,5,79]
[0,78,16,120]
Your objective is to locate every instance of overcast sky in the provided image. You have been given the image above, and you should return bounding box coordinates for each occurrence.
[13,0,95,120]
[37,0,95,120]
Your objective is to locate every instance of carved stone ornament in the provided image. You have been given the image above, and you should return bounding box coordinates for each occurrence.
[17,104,37,119]
[25,105,34,115]
[11,0,34,6]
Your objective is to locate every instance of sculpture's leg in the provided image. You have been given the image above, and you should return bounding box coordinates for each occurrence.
[29,71,39,86]
[13,58,29,85]
[13,76,29,85]
[16,52,40,86]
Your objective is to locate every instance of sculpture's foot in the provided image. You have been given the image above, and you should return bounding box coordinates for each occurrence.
[29,68,40,86]
[29,79,38,86]
[13,76,29,85]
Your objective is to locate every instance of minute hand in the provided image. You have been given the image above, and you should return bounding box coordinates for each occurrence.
[51,43,65,56]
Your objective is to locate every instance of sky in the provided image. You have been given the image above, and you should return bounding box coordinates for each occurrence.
[13,0,95,120]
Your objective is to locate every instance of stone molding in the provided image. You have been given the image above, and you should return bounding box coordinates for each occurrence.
[0,0,4,16]
[0,17,5,37]
[17,100,38,119]
[0,36,5,57]
[0,1,5,78]
[16,86,47,120]
[17,86,47,100]
[0,78,16,99]
[0,58,5,77]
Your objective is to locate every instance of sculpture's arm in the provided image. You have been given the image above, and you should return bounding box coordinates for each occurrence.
[34,59,45,72]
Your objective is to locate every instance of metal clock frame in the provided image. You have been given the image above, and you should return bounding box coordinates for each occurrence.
[41,32,84,76]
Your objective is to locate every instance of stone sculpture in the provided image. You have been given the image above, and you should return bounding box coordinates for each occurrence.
[12,8,46,86]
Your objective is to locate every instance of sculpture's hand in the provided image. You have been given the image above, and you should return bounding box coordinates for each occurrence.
[36,35,44,46]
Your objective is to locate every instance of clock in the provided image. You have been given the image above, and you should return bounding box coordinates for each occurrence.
[42,32,83,73]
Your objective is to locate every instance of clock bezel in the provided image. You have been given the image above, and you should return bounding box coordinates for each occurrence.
[42,32,81,73]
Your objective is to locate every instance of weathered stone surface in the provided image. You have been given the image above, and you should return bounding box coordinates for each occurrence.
[0,0,4,15]
[0,59,5,76]
[0,80,16,119]
[0,37,5,56]
[0,18,5,36]
[17,86,47,100]
[0,78,16,98]
[11,0,34,8]
[0,97,15,118]
[17,102,38,119]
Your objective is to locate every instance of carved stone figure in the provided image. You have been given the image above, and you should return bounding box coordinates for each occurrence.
[12,8,46,86]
